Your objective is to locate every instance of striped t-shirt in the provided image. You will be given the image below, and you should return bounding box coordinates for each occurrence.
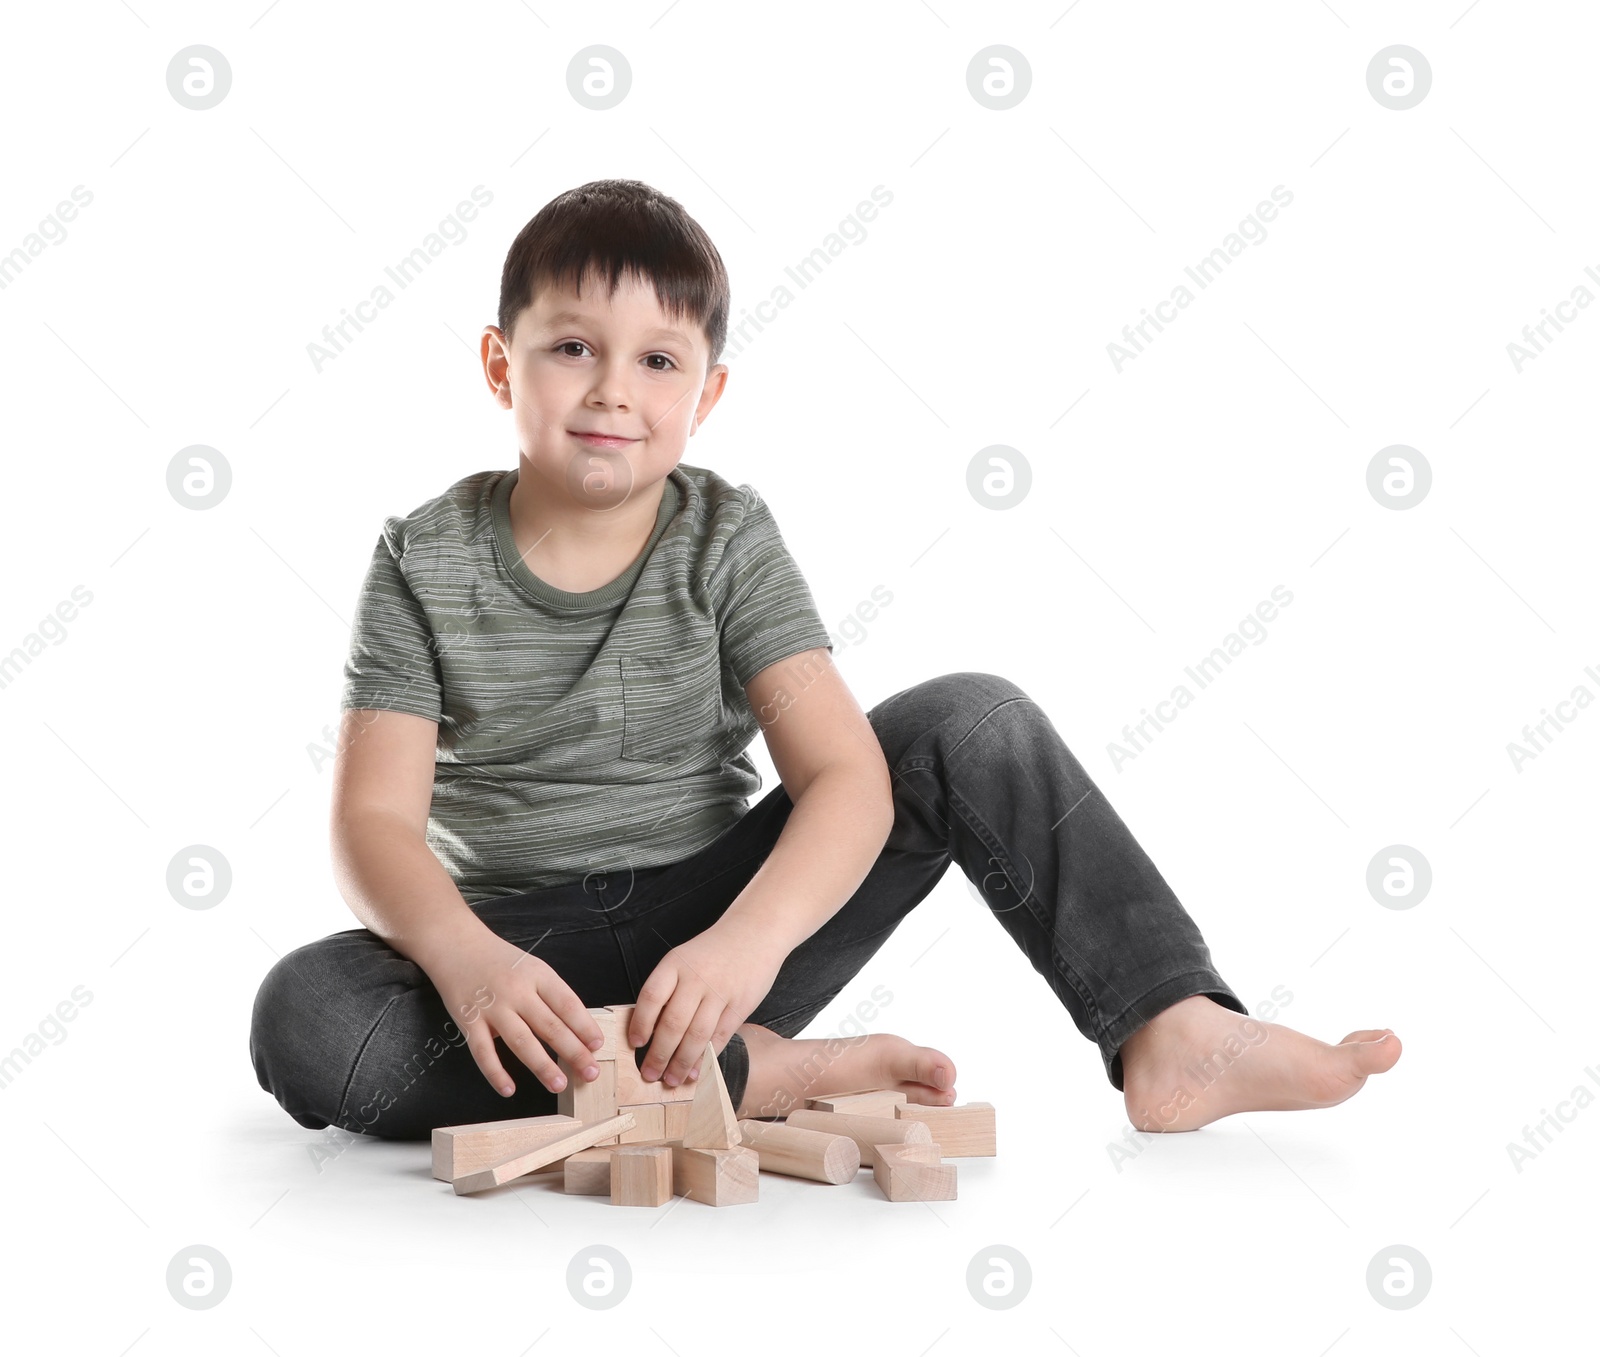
[340,461,832,903]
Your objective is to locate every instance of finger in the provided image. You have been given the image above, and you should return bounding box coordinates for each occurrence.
[696,1010,743,1076]
[523,994,602,1078]
[536,972,607,1056]
[639,984,701,1084]
[496,1008,569,1094]
[664,996,724,1086]
[462,1019,517,1098]
[629,963,676,1050]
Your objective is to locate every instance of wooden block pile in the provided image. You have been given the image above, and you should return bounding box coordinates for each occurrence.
[432,1005,996,1206]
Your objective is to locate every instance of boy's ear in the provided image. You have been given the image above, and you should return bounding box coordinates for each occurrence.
[692,363,729,431]
[481,326,513,407]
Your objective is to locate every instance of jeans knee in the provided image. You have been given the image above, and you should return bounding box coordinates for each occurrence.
[250,942,352,1130]
[904,671,1030,724]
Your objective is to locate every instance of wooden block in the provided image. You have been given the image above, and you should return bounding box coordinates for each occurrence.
[894,1101,996,1156]
[605,1004,699,1104]
[662,1099,691,1140]
[562,1146,614,1196]
[452,1113,635,1195]
[805,1089,908,1118]
[584,1007,622,1060]
[737,1119,859,1184]
[873,1141,956,1202]
[611,1145,673,1207]
[431,1113,580,1182]
[785,1109,933,1167]
[556,1056,617,1125]
[682,1040,740,1150]
[671,1144,759,1206]
[566,1134,687,1194]
[617,1102,666,1143]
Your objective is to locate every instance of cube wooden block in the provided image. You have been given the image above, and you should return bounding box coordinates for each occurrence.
[556,1055,617,1127]
[568,1134,691,1196]
[804,1089,908,1119]
[611,1145,673,1207]
[671,1144,758,1206]
[562,1146,615,1196]
[873,1141,957,1202]
[605,1004,699,1104]
[617,1102,666,1142]
[894,1101,996,1156]
[662,1099,691,1140]
[431,1114,580,1182]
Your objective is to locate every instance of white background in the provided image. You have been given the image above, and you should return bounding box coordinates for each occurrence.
[2,1,1595,1352]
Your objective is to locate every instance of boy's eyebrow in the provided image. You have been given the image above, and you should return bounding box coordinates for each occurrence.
[534,309,692,343]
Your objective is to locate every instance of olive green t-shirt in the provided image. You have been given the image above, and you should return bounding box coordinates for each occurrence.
[339,462,833,903]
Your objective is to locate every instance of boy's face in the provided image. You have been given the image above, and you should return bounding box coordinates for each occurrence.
[481,271,727,511]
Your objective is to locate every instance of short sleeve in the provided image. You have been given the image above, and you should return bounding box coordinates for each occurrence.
[339,531,444,720]
[716,492,833,687]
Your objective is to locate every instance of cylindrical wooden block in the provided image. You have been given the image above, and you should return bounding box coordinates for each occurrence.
[785,1109,932,1167]
[737,1119,860,1184]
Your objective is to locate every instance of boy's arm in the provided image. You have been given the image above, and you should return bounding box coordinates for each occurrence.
[716,646,895,951]
[328,709,492,967]
[329,707,605,1094]
[627,647,895,1083]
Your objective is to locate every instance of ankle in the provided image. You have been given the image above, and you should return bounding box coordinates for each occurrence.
[1121,996,1228,1083]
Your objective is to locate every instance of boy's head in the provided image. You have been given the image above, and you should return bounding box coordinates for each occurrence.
[481,179,730,510]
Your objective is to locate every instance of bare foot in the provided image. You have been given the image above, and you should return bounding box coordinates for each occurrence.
[1120,994,1402,1132]
[733,1022,959,1120]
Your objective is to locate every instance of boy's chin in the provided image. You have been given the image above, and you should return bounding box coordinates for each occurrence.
[557,446,684,512]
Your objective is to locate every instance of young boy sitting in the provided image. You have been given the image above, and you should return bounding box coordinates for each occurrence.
[250,179,1400,1142]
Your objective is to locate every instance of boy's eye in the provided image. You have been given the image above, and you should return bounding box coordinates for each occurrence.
[553,343,676,372]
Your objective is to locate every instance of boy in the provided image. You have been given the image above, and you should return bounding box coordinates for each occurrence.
[251,180,1399,1142]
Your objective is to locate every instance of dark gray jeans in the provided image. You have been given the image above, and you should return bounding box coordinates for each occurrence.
[250,671,1245,1141]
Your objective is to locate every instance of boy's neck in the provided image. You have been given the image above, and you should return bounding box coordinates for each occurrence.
[506,458,669,595]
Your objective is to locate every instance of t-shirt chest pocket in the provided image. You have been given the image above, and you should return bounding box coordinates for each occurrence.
[620,649,723,763]
[445,656,627,770]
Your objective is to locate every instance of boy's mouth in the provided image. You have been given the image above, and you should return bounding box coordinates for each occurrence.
[569,430,638,449]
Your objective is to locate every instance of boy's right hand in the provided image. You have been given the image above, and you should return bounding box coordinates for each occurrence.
[421,928,607,1098]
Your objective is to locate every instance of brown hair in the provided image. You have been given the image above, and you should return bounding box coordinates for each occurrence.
[497,179,729,367]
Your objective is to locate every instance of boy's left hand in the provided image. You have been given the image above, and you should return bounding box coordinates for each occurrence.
[628,920,786,1086]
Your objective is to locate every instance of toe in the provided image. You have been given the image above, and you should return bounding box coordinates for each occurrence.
[918,1049,956,1091]
[1312,1033,1400,1103]
[1354,1031,1401,1072]
[1338,1028,1392,1045]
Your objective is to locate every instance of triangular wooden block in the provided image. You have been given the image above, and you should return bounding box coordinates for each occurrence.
[681,1039,741,1149]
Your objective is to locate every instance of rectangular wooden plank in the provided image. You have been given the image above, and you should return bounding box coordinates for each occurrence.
[893,1101,996,1156]
[431,1113,581,1182]
[804,1089,908,1118]
[452,1113,635,1195]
